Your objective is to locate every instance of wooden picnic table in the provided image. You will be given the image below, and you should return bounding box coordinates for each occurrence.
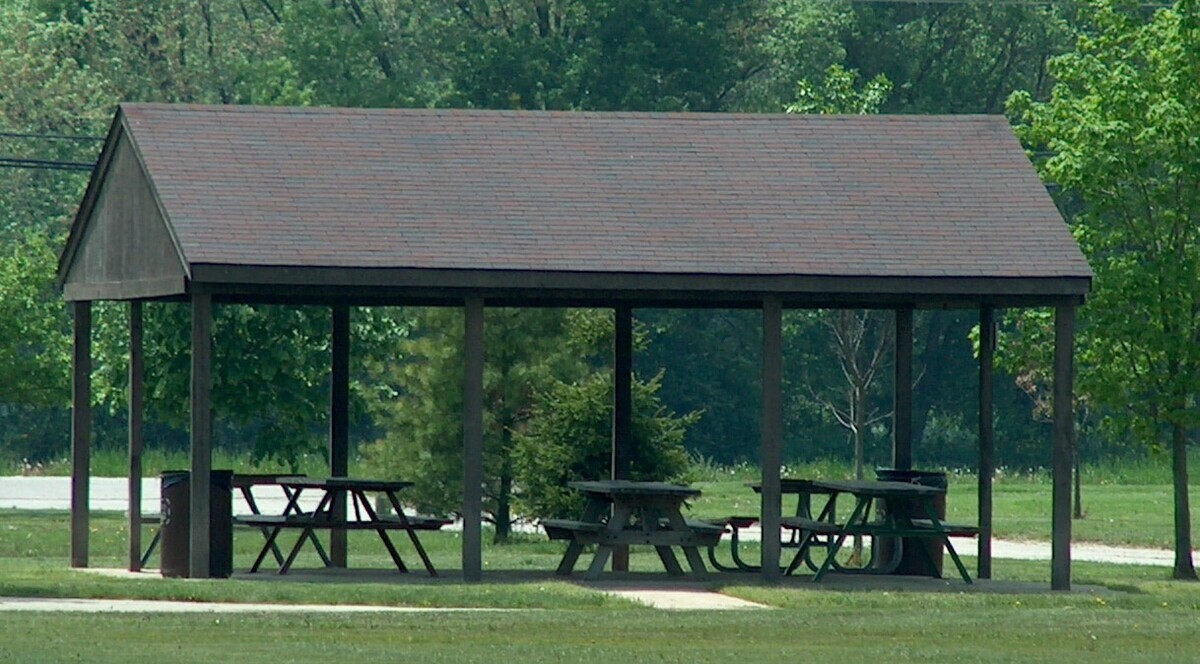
[784,478,977,583]
[544,480,723,580]
[234,477,447,576]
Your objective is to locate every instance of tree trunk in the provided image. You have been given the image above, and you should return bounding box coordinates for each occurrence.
[851,385,866,564]
[1171,422,1197,580]
[494,430,513,544]
[1073,446,1083,519]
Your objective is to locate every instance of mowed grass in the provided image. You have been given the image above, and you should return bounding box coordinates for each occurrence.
[2,456,1199,662]
[0,511,1198,662]
[688,462,1198,550]
[1,597,1199,664]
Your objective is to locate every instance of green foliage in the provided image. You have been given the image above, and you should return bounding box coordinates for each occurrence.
[786,63,891,114]
[0,230,70,407]
[363,307,581,535]
[1008,0,1200,577]
[448,0,764,111]
[1008,0,1200,448]
[88,304,409,468]
[513,370,697,520]
[845,3,1077,113]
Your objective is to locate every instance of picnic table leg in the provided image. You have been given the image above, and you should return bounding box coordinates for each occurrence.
[380,490,438,577]
[248,526,284,573]
[278,528,313,574]
[706,523,758,572]
[240,486,285,565]
[784,531,820,575]
[584,502,633,580]
[555,495,609,577]
[804,497,839,573]
[280,487,331,566]
[661,507,707,578]
[556,540,586,576]
[585,545,615,579]
[811,497,869,582]
[654,546,685,575]
[919,498,973,584]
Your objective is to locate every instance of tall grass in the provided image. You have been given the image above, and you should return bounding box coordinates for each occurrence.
[684,449,1197,488]
[9,446,1196,489]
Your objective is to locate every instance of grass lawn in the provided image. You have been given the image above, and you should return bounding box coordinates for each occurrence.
[1,462,1198,662]
[0,509,1198,662]
[688,472,1197,550]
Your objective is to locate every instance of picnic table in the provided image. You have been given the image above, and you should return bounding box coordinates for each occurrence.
[706,478,841,573]
[233,477,448,576]
[231,473,311,567]
[782,478,978,583]
[543,480,724,580]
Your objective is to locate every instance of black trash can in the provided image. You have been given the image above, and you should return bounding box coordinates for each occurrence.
[874,468,948,576]
[159,470,233,578]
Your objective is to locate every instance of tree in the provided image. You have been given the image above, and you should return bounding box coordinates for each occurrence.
[842,3,1077,113]
[513,370,696,520]
[445,0,768,111]
[1009,0,1200,580]
[362,307,581,542]
[0,231,70,407]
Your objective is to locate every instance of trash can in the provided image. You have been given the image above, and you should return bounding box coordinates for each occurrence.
[159,469,233,578]
[874,468,948,576]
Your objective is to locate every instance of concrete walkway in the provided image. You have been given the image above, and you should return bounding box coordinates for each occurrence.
[0,596,504,613]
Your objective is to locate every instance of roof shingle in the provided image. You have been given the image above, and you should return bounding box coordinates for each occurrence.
[119,103,1091,280]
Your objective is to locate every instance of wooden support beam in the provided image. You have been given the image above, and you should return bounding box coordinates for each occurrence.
[189,294,213,579]
[760,297,783,583]
[892,308,914,470]
[70,301,92,568]
[462,298,485,581]
[611,306,634,572]
[612,306,634,478]
[329,304,351,567]
[1052,305,1075,590]
[128,301,144,572]
[977,306,995,579]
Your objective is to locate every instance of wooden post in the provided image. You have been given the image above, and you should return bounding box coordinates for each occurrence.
[760,297,783,582]
[189,294,213,579]
[128,301,144,572]
[462,298,485,581]
[892,308,914,470]
[611,305,633,572]
[329,305,350,567]
[977,306,995,579]
[1052,305,1075,590]
[70,301,92,568]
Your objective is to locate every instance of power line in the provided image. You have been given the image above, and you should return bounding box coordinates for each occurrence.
[0,157,94,172]
[0,131,104,143]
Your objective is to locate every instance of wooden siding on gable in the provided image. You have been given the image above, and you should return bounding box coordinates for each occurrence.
[62,134,186,301]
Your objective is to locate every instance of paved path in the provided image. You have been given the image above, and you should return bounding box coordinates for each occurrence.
[0,596,507,613]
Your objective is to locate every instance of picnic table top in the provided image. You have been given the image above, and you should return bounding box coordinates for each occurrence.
[275,477,414,492]
[748,478,841,494]
[231,473,305,488]
[568,480,700,498]
[811,478,945,498]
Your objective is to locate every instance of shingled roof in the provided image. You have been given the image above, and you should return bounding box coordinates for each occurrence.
[58,103,1090,306]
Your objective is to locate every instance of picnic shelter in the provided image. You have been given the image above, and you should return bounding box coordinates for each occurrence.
[56,104,1092,588]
